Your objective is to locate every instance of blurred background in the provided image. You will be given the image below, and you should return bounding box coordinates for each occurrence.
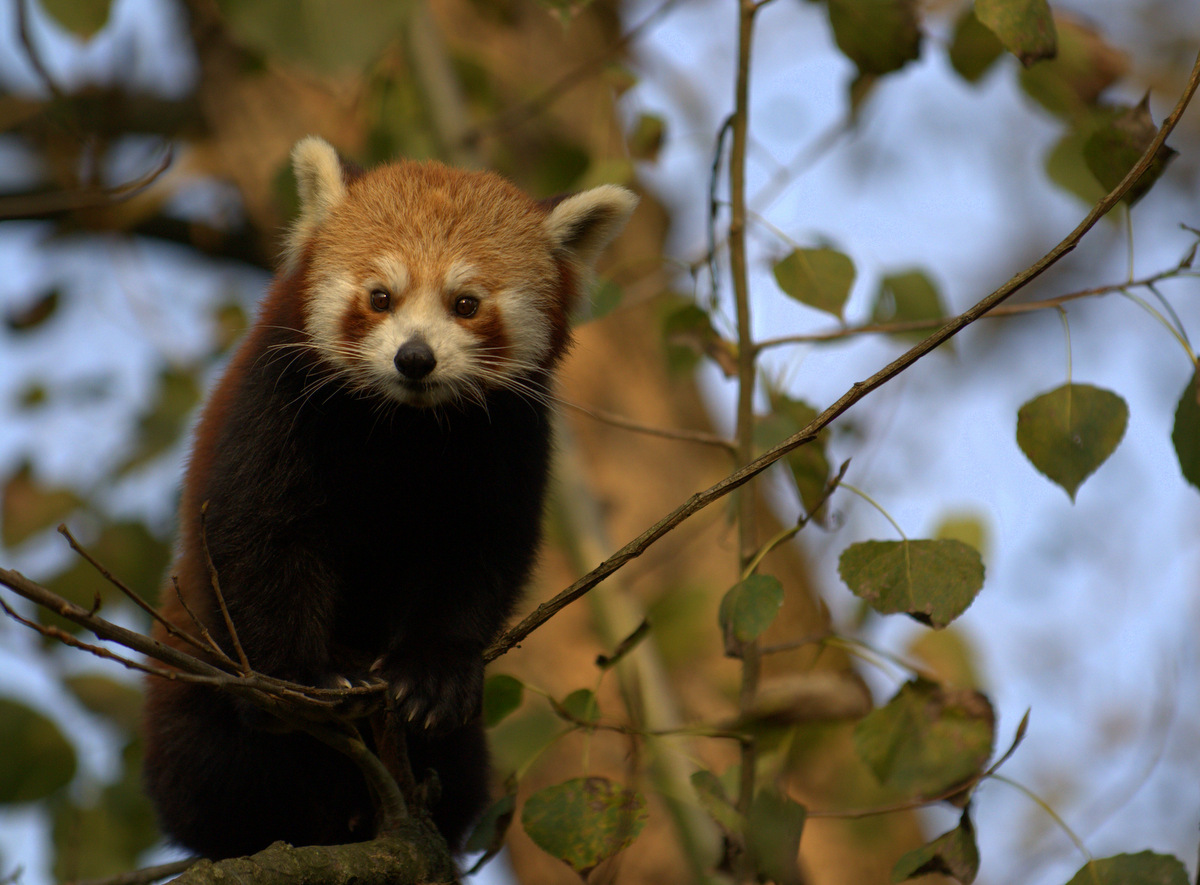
[0,0,1198,883]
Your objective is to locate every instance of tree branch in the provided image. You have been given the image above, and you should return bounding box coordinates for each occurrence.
[484,47,1200,664]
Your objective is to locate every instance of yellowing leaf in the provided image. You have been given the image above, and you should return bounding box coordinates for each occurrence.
[892,810,979,883]
[1064,852,1189,885]
[838,539,985,628]
[1171,367,1200,491]
[1016,383,1128,500]
[772,248,856,320]
[853,680,994,798]
[521,777,647,875]
[975,0,1056,66]
[1,462,84,548]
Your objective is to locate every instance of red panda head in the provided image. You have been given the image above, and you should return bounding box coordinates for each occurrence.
[284,136,637,409]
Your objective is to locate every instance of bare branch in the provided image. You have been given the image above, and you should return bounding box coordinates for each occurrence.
[563,400,737,453]
[485,48,1200,665]
[56,524,226,666]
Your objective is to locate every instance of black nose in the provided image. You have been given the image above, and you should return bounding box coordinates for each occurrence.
[394,339,437,380]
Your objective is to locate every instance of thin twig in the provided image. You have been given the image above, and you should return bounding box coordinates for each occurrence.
[0,148,173,222]
[199,502,251,674]
[171,574,235,663]
[563,400,737,453]
[755,253,1200,351]
[485,48,1200,666]
[56,524,225,664]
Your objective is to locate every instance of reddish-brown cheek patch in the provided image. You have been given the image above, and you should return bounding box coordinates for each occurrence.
[339,296,385,349]
[467,302,511,368]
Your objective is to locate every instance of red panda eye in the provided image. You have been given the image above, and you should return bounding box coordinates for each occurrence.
[369,289,391,311]
[454,295,479,318]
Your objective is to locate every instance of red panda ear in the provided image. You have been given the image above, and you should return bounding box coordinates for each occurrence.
[544,185,638,270]
[286,136,350,268]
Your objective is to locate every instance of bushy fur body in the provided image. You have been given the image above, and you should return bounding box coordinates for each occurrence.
[142,138,635,859]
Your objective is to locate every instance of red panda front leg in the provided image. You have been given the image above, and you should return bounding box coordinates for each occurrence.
[371,637,484,732]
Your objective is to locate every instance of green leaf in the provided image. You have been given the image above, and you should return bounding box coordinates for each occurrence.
[690,770,742,835]
[826,0,921,77]
[51,742,157,880]
[974,0,1056,66]
[1171,367,1200,491]
[719,574,785,647]
[948,10,1005,83]
[838,539,984,628]
[1063,852,1189,885]
[871,270,949,341]
[892,810,979,883]
[772,248,856,320]
[755,393,831,520]
[1016,383,1129,500]
[482,674,525,728]
[559,688,600,724]
[214,0,409,72]
[40,0,113,38]
[464,792,516,872]
[853,679,995,797]
[0,699,77,803]
[1083,97,1178,207]
[1018,16,1128,118]
[521,777,648,875]
[1,462,84,547]
[746,788,807,885]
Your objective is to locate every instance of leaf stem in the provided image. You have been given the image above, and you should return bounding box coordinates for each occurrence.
[1119,287,1198,365]
[990,773,1094,865]
[841,483,907,541]
[1058,307,1073,386]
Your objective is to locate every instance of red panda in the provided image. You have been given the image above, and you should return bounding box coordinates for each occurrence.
[141,136,637,859]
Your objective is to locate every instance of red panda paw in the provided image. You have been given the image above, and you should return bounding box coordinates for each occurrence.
[371,646,484,734]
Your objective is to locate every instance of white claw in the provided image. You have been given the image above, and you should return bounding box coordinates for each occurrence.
[335,675,353,690]
[424,712,436,730]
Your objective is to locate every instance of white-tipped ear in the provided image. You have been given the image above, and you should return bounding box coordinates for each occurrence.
[544,185,638,269]
[286,136,348,267]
